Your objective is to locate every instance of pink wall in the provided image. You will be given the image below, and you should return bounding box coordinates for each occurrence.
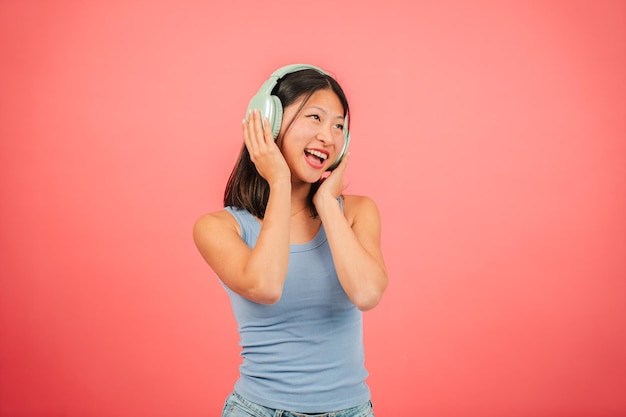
[1,1,625,416]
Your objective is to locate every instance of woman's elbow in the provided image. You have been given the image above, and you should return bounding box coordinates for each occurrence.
[254,289,283,305]
[353,283,387,311]
[243,281,284,305]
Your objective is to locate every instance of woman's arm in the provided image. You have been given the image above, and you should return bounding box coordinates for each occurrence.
[314,156,388,311]
[193,181,291,304]
[193,111,292,304]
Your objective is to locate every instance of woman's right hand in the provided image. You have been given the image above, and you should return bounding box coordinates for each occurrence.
[243,109,291,185]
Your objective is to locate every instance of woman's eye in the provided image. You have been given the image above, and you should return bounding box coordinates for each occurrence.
[335,124,344,130]
[307,114,320,121]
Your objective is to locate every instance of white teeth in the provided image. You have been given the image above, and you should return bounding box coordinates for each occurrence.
[306,149,328,160]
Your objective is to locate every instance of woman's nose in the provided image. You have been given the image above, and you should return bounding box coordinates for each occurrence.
[316,125,335,144]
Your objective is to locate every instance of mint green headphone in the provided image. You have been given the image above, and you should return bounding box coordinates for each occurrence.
[246,64,350,171]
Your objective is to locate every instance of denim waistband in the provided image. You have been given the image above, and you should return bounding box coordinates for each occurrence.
[222,392,374,417]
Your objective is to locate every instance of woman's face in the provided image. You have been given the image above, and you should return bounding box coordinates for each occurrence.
[278,89,346,183]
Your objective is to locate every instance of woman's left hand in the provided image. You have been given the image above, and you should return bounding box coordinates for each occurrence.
[312,152,388,311]
[313,152,349,207]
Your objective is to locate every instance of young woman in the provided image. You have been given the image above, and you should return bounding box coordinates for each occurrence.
[193,64,388,417]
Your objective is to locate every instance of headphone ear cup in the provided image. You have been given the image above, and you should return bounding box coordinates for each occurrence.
[269,96,283,139]
[327,115,350,171]
[247,93,283,140]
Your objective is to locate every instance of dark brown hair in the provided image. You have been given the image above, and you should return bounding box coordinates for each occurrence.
[223,68,350,218]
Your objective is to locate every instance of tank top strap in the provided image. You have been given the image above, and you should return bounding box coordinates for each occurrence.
[224,206,261,247]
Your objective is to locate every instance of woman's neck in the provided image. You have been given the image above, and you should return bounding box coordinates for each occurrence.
[290,181,312,216]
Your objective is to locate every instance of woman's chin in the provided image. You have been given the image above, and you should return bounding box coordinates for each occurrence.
[291,166,324,184]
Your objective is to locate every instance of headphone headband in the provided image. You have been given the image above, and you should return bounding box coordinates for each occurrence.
[254,64,328,96]
[271,63,328,78]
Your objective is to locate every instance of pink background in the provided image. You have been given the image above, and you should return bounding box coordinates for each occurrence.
[1,1,625,416]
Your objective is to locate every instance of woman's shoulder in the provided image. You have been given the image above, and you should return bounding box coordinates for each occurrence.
[341,194,381,223]
[193,208,241,239]
[342,194,378,208]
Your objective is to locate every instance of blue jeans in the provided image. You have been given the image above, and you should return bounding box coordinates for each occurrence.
[222,392,375,417]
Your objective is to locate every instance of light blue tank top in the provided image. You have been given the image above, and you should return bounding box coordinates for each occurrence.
[222,206,370,412]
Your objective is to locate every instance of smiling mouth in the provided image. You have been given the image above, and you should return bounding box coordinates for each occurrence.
[304,149,328,164]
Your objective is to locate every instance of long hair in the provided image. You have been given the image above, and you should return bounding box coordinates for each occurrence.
[223,68,350,219]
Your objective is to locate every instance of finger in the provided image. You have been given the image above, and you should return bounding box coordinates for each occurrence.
[334,151,350,174]
[243,112,258,156]
[262,117,274,144]
[252,110,266,149]
[242,114,251,144]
